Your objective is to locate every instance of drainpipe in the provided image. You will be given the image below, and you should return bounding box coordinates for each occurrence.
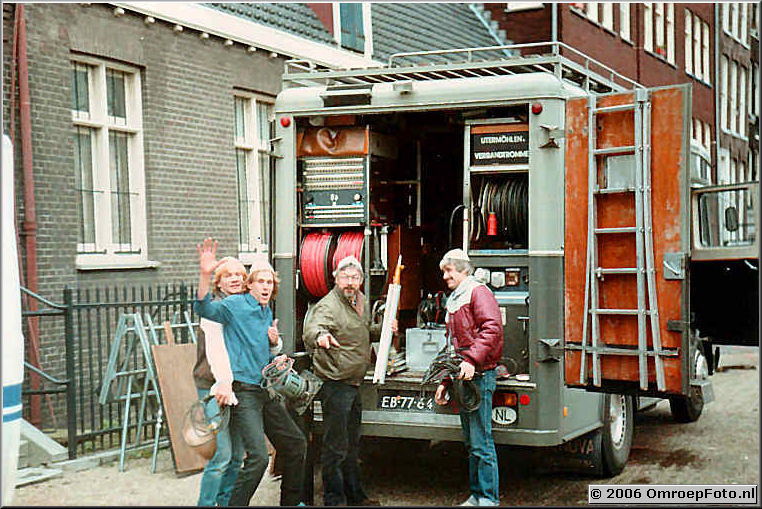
[635,3,642,84]
[714,3,721,183]
[551,3,558,43]
[16,3,42,427]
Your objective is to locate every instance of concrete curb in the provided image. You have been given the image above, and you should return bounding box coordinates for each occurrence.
[51,440,170,473]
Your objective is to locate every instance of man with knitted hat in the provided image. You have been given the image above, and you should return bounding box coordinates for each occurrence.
[303,255,381,506]
[194,238,306,506]
[435,248,503,507]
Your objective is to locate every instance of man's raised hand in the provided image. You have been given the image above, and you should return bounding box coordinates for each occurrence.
[197,237,220,275]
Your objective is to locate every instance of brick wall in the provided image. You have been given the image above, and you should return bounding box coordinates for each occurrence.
[485,3,715,162]
[3,3,287,427]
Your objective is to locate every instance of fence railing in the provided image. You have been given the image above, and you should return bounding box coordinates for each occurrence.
[21,282,197,458]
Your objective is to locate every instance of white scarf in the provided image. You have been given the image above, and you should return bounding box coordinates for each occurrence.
[445,276,483,316]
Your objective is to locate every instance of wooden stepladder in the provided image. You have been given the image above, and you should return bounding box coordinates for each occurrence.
[99,312,196,472]
[578,88,670,392]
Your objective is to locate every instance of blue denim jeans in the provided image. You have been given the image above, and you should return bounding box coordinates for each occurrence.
[459,369,499,505]
[228,382,307,507]
[196,388,243,506]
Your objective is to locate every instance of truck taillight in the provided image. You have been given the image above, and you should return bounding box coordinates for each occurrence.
[493,392,517,406]
[519,394,530,405]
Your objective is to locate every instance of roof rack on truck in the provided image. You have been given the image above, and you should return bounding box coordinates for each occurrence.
[283,41,644,94]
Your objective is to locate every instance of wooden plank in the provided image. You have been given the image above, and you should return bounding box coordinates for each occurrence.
[151,343,206,473]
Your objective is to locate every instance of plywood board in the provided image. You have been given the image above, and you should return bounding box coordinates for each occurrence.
[151,343,207,473]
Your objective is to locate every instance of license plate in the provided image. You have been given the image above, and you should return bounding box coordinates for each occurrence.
[377,393,435,412]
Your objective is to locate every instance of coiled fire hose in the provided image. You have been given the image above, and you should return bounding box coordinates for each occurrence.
[332,231,363,271]
[471,175,528,246]
[300,230,364,298]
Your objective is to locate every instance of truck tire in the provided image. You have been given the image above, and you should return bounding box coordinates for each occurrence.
[669,343,708,423]
[601,394,634,477]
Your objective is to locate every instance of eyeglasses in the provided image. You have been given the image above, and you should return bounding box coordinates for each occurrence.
[337,273,362,282]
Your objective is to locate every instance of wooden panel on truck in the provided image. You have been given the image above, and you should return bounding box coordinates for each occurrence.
[564,86,689,395]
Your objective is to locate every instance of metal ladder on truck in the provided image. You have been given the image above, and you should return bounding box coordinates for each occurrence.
[578,88,669,391]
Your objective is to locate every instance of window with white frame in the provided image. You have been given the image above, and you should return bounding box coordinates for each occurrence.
[620,3,631,41]
[601,3,614,30]
[739,65,747,138]
[234,93,273,259]
[570,3,598,23]
[691,118,712,151]
[720,55,729,131]
[684,9,711,84]
[505,3,544,12]
[730,60,738,135]
[723,59,750,138]
[71,58,147,267]
[333,3,372,56]
[752,63,759,121]
[724,2,750,46]
[644,3,675,64]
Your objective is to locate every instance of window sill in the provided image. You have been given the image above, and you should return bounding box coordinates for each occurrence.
[239,251,270,266]
[720,128,749,142]
[685,72,713,89]
[76,258,161,271]
[644,49,676,68]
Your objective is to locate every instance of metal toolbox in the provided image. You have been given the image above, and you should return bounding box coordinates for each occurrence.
[405,327,447,371]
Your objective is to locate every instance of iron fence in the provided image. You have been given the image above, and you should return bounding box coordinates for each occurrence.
[21,282,197,458]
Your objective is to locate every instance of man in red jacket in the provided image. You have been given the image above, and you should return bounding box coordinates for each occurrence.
[434,248,503,506]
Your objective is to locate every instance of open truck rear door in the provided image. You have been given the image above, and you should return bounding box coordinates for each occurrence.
[564,84,693,398]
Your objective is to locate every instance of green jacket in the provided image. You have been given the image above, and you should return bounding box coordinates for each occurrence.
[303,286,374,386]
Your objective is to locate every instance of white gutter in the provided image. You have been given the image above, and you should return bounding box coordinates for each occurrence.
[114,2,384,69]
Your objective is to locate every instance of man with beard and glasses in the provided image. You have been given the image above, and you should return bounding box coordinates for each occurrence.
[303,255,384,507]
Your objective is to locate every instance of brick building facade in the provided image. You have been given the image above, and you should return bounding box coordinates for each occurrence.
[484,2,759,185]
[3,2,505,429]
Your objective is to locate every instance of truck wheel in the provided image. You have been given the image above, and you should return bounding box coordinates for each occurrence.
[601,394,634,477]
[669,346,708,423]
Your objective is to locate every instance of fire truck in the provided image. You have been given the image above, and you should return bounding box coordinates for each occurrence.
[269,42,758,476]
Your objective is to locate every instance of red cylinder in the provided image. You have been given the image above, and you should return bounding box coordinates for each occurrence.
[487,212,497,236]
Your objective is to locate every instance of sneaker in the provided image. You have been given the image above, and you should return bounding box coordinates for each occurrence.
[477,498,499,507]
[459,495,479,506]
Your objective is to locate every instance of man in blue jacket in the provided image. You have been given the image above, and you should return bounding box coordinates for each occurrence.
[194,238,306,506]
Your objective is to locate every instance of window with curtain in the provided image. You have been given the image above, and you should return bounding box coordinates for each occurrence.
[71,58,147,266]
[234,93,273,259]
[644,3,675,64]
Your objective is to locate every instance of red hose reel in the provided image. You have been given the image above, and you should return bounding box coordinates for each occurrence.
[300,230,364,298]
